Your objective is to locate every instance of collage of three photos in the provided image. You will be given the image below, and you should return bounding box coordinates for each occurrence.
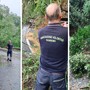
[0,0,90,90]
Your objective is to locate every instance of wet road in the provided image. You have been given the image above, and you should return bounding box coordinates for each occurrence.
[0,49,20,90]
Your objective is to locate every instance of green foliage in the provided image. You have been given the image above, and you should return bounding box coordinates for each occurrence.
[83,0,90,21]
[22,0,62,24]
[84,38,90,51]
[70,53,90,78]
[22,53,40,90]
[0,5,20,48]
[70,25,90,55]
[85,64,90,78]
[88,82,90,87]
[70,0,90,85]
[70,0,90,29]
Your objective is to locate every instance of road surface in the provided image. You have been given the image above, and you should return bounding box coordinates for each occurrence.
[0,49,20,90]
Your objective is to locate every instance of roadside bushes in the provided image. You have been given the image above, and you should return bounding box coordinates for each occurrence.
[70,25,90,78]
[85,64,90,77]
[70,53,90,78]
[22,53,39,90]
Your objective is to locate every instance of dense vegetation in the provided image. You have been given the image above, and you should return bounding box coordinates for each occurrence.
[22,53,39,90]
[70,53,90,78]
[70,0,90,79]
[70,0,90,30]
[0,5,20,48]
[70,25,90,79]
[22,0,67,24]
[70,25,90,55]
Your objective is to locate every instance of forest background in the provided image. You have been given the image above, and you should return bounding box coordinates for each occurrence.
[0,5,20,48]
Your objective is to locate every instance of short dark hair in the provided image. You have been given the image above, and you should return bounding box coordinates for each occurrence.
[46,8,60,21]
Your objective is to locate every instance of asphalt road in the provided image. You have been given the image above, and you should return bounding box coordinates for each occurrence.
[0,49,21,90]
